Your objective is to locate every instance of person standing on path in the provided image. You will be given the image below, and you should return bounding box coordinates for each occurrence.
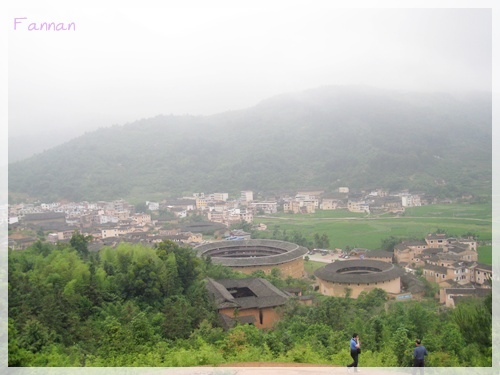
[412,339,428,375]
[347,333,360,372]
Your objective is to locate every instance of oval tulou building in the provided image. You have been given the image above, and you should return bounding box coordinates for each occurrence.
[195,239,308,278]
[314,259,404,298]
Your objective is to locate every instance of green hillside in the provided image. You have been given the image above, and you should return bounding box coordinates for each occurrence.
[8,86,491,202]
[9,240,492,366]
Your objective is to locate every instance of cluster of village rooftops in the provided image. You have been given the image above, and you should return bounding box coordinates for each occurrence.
[6,187,432,248]
[5,188,492,329]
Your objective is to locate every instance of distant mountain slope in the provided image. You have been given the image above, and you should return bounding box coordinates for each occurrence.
[8,86,492,202]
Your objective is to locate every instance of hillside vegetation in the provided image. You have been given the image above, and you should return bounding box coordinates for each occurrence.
[8,238,492,367]
[8,86,491,202]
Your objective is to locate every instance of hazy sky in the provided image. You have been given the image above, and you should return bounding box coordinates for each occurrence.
[8,3,493,139]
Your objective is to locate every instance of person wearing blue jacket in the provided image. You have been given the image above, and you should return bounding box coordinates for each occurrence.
[347,333,360,372]
[412,339,428,374]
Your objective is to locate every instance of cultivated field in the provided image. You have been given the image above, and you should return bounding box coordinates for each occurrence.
[257,203,493,264]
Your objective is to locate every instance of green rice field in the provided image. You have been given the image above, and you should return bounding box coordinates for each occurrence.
[257,203,493,265]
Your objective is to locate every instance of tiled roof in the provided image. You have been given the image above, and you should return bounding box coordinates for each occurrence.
[195,239,308,267]
[423,263,448,273]
[426,233,448,240]
[474,263,492,271]
[422,248,441,256]
[437,253,461,261]
[23,212,66,221]
[445,287,492,297]
[400,273,426,294]
[205,277,289,310]
[314,259,404,283]
[364,250,393,258]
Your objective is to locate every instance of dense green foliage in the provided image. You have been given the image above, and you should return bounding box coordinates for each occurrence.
[8,86,491,202]
[8,237,491,367]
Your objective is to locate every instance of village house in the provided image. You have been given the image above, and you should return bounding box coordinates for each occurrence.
[132,213,151,226]
[240,190,254,204]
[22,212,67,230]
[422,263,454,284]
[363,250,394,263]
[8,237,37,250]
[165,231,203,245]
[209,192,229,201]
[401,194,422,207]
[283,199,316,214]
[347,199,370,213]
[439,287,491,308]
[207,210,225,224]
[248,201,278,215]
[205,277,291,329]
[425,233,452,248]
[382,196,404,213]
[394,241,427,265]
[163,198,196,211]
[101,227,129,239]
[470,263,492,286]
[195,197,209,210]
[320,198,343,210]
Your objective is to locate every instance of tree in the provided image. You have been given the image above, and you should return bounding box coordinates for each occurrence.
[391,325,412,366]
[69,231,92,259]
[134,202,149,213]
[380,236,399,252]
[155,240,200,292]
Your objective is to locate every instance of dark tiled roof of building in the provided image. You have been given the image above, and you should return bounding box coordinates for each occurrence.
[400,273,426,294]
[23,212,66,221]
[205,277,289,310]
[314,259,404,284]
[445,287,492,297]
[474,263,492,271]
[447,244,470,254]
[423,263,449,273]
[426,233,448,240]
[421,248,441,256]
[12,237,37,244]
[364,250,393,258]
[394,241,426,250]
[437,253,462,261]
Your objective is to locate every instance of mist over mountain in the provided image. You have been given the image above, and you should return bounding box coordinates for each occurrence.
[8,86,491,202]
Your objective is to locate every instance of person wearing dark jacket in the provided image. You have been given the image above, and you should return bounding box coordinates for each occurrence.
[347,333,360,372]
[412,339,428,375]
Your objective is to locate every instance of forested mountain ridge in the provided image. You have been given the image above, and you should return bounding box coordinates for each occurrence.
[8,86,492,202]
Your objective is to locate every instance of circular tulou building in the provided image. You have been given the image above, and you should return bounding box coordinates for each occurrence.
[314,259,404,298]
[194,239,308,278]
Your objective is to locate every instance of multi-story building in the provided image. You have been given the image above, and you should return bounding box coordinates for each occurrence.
[347,199,370,213]
[210,193,229,202]
[132,213,151,226]
[240,190,254,203]
[470,263,492,286]
[401,194,422,207]
[195,197,209,210]
[320,198,342,210]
